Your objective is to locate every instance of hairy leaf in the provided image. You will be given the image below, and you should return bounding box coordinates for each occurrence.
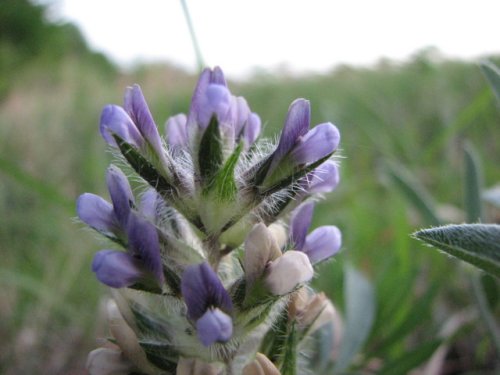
[414,224,500,278]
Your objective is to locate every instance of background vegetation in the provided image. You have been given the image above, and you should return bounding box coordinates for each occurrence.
[1,1,498,373]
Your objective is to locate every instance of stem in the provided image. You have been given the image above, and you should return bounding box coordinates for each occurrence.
[179,0,205,71]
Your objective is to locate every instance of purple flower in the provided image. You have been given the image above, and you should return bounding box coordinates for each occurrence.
[269,99,310,173]
[165,113,188,148]
[100,85,168,168]
[100,105,145,149]
[196,308,233,346]
[124,85,165,159]
[92,250,144,288]
[290,202,342,264]
[225,96,262,149]
[181,263,233,346]
[187,67,231,132]
[127,213,165,285]
[290,123,340,165]
[264,99,340,180]
[302,161,340,195]
[76,166,134,236]
[76,193,120,235]
[106,165,135,228]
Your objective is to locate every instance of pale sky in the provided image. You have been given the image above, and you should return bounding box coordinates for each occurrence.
[52,0,499,79]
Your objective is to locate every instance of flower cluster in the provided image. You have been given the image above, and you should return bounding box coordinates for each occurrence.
[79,67,343,375]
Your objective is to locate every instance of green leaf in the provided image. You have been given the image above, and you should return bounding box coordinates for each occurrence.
[114,135,174,196]
[414,224,500,278]
[333,265,376,372]
[463,142,484,222]
[480,60,500,104]
[384,160,441,226]
[260,152,334,197]
[377,339,442,375]
[198,116,223,185]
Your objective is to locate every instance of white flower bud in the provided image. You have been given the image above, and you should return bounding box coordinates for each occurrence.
[176,357,223,375]
[265,251,313,295]
[107,300,162,375]
[267,223,287,249]
[244,223,282,286]
[86,347,134,375]
[242,353,280,375]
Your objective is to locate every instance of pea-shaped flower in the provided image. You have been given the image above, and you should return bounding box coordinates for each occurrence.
[181,262,233,346]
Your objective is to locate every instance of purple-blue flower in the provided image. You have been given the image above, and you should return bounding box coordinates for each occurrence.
[106,165,135,228]
[76,193,120,235]
[165,113,188,148]
[100,85,168,169]
[181,263,233,346]
[127,212,165,285]
[290,202,342,264]
[91,250,144,288]
[302,161,340,194]
[266,99,340,179]
[187,67,231,132]
[77,166,134,236]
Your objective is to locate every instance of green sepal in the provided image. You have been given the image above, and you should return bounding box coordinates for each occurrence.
[260,308,300,375]
[260,308,289,363]
[209,142,243,201]
[138,341,179,373]
[279,322,298,375]
[113,134,174,197]
[259,152,334,197]
[198,116,223,186]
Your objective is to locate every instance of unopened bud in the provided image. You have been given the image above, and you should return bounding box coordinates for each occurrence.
[265,251,313,295]
[242,353,280,375]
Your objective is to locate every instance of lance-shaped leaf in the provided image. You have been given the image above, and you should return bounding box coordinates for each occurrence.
[210,142,242,200]
[463,142,484,222]
[333,265,375,372]
[413,224,500,278]
[480,60,500,104]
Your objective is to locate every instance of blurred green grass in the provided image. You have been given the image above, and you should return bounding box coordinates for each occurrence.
[1,2,499,373]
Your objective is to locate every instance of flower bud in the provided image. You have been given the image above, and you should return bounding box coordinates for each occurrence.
[176,357,222,375]
[86,347,135,375]
[242,353,280,375]
[166,113,188,148]
[244,223,282,287]
[265,251,313,295]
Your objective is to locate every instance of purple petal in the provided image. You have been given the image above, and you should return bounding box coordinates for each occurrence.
[187,68,230,130]
[230,96,250,137]
[139,189,160,222]
[306,161,340,194]
[242,113,261,148]
[76,193,120,234]
[290,202,314,250]
[92,250,143,288]
[290,122,340,165]
[302,226,342,264]
[127,213,164,285]
[124,85,164,157]
[270,99,310,171]
[166,113,188,148]
[211,66,227,86]
[181,263,232,321]
[99,105,144,149]
[196,308,233,346]
[106,166,134,228]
